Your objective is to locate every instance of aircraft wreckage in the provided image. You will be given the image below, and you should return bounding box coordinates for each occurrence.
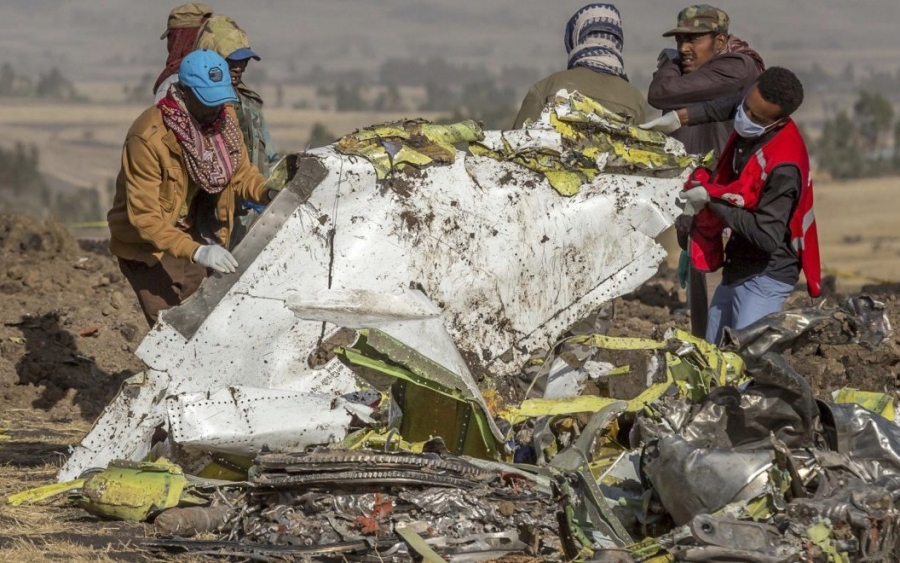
[10,92,899,561]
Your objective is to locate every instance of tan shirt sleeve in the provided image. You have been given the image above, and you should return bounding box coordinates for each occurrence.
[512,84,547,129]
[122,135,200,260]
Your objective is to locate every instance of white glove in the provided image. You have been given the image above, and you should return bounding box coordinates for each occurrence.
[638,111,682,134]
[193,245,238,274]
[677,186,710,216]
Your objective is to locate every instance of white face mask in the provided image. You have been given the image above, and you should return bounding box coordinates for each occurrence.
[734,103,778,138]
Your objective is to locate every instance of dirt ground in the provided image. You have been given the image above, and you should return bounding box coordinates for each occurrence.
[0,212,897,560]
[0,214,147,422]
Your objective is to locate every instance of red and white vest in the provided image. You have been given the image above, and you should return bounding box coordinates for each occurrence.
[689,120,821,297]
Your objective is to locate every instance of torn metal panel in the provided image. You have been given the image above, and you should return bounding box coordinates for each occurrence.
[334,119,484,179]
[62,111,690,479]
[6,479,86,507]
[166,387,375,457]
[58,370,169,481]
[473,90,702,196]
[337,328,504,458]
[162,155,329,341]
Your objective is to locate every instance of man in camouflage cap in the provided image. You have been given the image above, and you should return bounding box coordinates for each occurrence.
[663,6,729,41]
[647,4,763,154]
[643,4,764,339]
[194,15,279,248]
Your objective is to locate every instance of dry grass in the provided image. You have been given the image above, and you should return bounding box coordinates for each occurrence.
[1,537,122,563]
[0,411,221,562]
[814,176,900,291]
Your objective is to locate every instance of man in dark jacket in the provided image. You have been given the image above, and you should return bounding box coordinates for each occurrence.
[646,4,762,157]
[644,4,764,339]
[513,3,648,128]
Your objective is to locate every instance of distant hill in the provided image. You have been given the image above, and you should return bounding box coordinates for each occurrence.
[0,0,898,85]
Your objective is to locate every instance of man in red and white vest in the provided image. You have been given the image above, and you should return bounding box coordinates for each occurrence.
[641,67,820,344]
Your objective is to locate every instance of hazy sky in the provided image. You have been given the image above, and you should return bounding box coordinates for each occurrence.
[1,0,898,84]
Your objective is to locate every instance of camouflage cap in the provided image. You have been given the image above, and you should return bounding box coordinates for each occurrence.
[194,15,260,61]
[160,3,213,39]
[662,5,729,37]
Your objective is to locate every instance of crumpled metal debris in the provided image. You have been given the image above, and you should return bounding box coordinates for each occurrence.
[620,297,899,560]
[335,118,484,179]
[642,435,777,526]
[471,89,706,195]
[36,89,900,562]
[233,450,562,561]
[54,294,900,562]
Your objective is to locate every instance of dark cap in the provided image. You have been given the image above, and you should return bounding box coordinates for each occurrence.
[662,5,729,37]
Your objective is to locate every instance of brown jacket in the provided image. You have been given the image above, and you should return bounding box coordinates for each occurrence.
[513,67,649,129]
[108,105,268,265]
[648,53,759,156]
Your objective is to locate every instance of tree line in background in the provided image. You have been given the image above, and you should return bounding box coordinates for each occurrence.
[816,90,900,180]
[300,57,537,131]
[2,59,899,224]
[0,143,104,223]
[0,63,85,101]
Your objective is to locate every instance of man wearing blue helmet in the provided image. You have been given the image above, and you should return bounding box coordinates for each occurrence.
[108,49,274,327]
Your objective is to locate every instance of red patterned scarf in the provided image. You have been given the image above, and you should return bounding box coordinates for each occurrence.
[157,88,243,194]
[723,35,766,74]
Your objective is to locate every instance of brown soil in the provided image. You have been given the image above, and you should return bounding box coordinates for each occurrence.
[0,214,147,422]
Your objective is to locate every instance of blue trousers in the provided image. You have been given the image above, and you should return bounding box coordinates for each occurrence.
[706,275,794,345]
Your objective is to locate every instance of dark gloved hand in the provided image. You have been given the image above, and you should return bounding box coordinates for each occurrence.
[193,245,238,274]
[657,48,678,67]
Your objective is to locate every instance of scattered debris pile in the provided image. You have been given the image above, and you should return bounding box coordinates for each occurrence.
[28,293,894,560]
[472,90,707,195]
[6,94,900,562]
[238,451,561,558]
